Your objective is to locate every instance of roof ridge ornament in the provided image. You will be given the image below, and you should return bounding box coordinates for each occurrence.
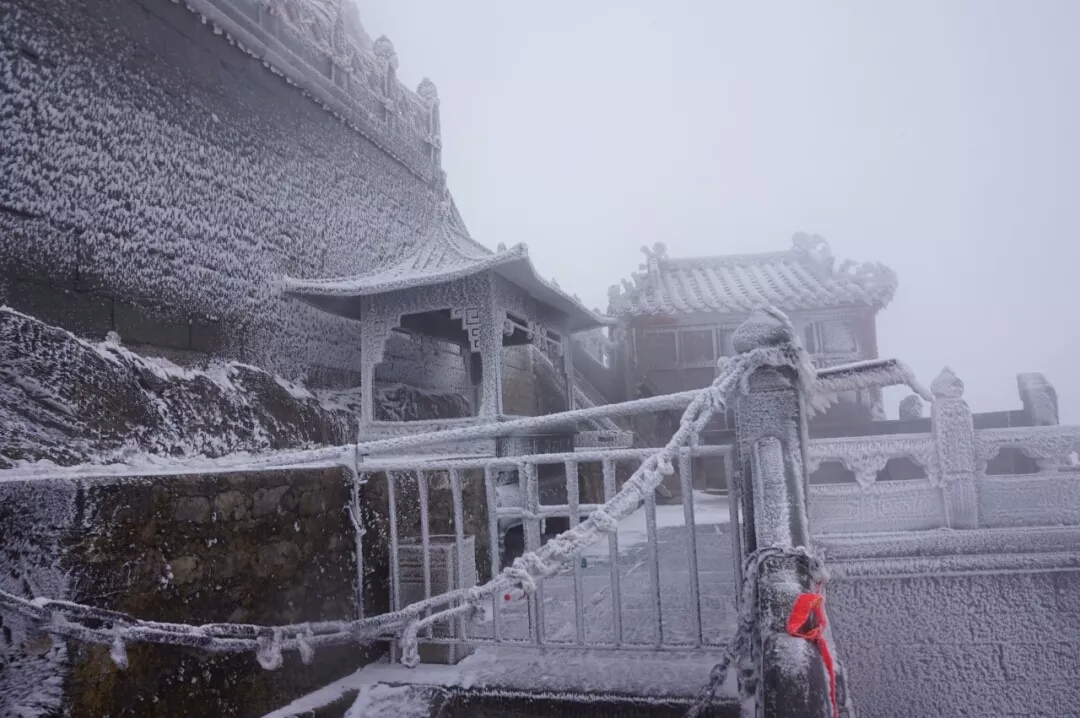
[791,232,834,271]
[638,242,667,273]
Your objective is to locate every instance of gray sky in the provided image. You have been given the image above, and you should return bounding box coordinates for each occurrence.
[359,0,1080,422]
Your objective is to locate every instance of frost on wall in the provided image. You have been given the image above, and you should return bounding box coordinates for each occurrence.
[0,308,467,467]
[0,479,77,718]
[0,0,445,383]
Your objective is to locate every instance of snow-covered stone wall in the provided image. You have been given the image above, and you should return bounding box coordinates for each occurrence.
[0,0,446,385]
[0,465,373,718]
[823,530,1080,717]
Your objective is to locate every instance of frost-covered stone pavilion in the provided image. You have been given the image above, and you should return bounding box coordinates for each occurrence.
[283,192,610,440]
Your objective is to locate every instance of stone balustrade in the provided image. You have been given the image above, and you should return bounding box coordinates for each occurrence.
[806,367,1080,533]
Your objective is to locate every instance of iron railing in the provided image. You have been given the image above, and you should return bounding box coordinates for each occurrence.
[358,444,739,655]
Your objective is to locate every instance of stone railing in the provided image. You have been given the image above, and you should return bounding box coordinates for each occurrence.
[807,367,1080,534]
[185,0,442,184]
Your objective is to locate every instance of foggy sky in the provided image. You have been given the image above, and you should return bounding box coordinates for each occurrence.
[359,0,1080,422]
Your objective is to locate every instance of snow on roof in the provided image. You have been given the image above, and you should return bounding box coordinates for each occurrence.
[607,233,898,317]
[282,195,612,332]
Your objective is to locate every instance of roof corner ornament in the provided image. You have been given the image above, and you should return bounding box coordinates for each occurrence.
[792,232,834,270]
[607,283,628,311]
[497,242,507,253]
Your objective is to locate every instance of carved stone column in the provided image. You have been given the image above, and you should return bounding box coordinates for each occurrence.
[359,303,392,427]
[931,367,979,529]
[732,313,833,718]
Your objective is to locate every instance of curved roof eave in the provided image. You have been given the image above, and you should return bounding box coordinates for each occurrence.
[282,244,612,333]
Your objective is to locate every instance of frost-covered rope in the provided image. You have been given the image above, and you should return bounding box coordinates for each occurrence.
[0,310,804,669]
[683,546,831,718]
[0,307,904,680]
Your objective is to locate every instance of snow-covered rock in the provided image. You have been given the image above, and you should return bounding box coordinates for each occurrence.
[0,307,468,468]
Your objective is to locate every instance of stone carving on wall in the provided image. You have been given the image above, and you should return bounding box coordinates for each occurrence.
[809,480,945,533]
[808,434,939,489]
[978,474,1080,528]
[360,313,396,367]
[450,306,482,353]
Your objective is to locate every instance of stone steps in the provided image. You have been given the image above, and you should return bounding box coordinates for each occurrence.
[262,647,742,718]
[272,683,740,718]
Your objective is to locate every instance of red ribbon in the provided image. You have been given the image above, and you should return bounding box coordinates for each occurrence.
[785,592,838,718]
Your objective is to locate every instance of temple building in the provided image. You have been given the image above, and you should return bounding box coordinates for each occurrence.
[607,233,898,427]
[282,192,612,446]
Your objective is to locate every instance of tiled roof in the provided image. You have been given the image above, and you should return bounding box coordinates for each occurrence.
[283,195,610,332]
[607,234,897,317]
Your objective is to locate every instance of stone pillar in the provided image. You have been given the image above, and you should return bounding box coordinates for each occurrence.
[359,311,391,426]
[561,329,576,412]
[1017,373,1059,426]
[930,367,979,529]
[732,313,833,718]
[477,300,504,418]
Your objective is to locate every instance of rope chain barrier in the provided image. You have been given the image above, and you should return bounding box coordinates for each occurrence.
[0,308,892,696]
[681,546,832,718]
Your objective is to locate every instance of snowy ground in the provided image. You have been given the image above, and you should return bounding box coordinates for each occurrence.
[491,491,738,646]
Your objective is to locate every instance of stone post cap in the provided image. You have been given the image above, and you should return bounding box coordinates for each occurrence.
[898,394,924,420]
[732,310,793,353]
[1017,372,1059,426]
[931,367,964,399]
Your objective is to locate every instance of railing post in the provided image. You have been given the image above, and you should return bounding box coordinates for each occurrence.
[930,368,979,529]
[732,313,833,718]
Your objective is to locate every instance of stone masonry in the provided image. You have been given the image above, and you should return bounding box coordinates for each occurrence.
[0,466,371,718]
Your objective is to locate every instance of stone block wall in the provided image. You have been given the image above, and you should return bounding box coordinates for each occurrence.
[0,466,372,718]
[0,0,442,386]
[502,345,538,416]
[829,569,1080,717]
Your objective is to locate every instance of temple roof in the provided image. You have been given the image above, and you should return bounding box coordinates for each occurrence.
[283,196,610,332]
[607,234,898,317]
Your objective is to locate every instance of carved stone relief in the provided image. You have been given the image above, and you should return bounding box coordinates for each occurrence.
[808,435,939,489]
[450,306,482,353]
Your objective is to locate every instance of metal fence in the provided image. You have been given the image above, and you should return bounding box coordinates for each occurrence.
[358,444,738,656]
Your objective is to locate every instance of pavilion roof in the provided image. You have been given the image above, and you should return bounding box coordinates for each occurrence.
[283,196,610,333]
[607,234,898,318]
